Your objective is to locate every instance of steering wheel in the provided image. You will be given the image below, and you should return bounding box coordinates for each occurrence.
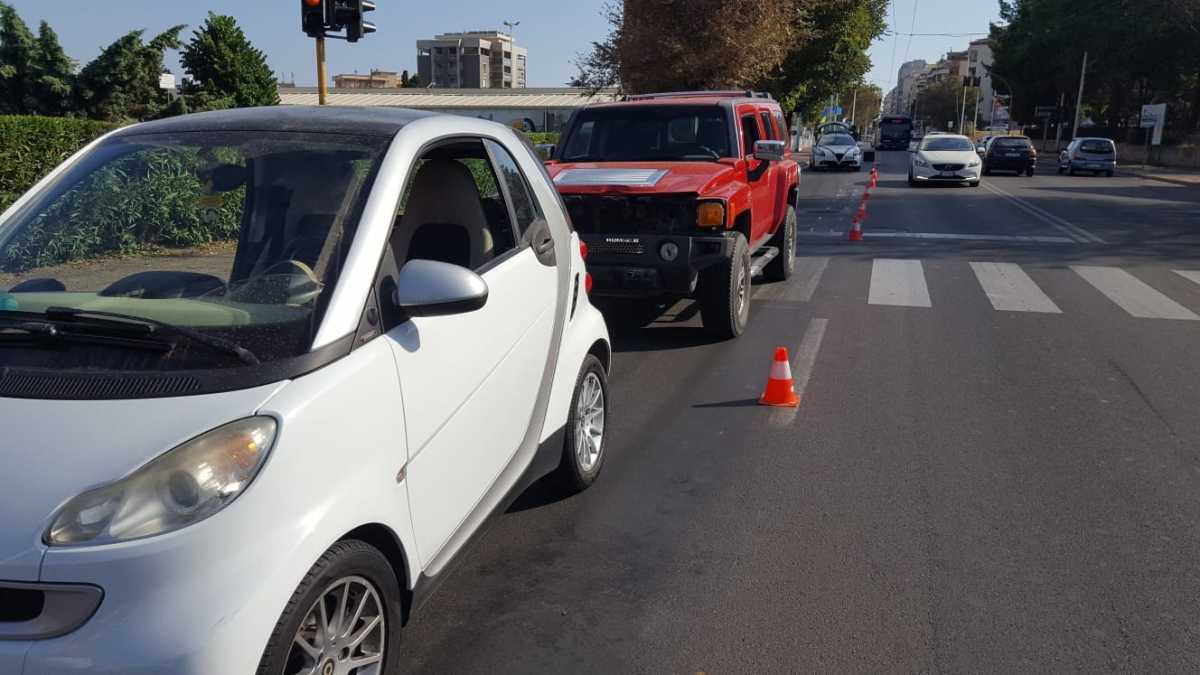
[227,260,323,306]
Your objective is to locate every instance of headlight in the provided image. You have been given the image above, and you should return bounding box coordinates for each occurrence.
[913,156,930,168]
[47,417,277,546]
[696,201,725,228]
[847,147,862,156]
[968,158,981,167]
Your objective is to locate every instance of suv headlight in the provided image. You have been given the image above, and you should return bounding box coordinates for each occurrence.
[46,417,277,546]
[967,158,981,167]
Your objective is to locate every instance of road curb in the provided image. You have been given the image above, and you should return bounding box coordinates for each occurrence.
[1119,169,1200,188]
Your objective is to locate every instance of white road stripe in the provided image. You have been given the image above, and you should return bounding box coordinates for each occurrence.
[796,231,1076,244]
[969,262,1062,313]
[782,256,830,302]
[1073,266,1199,320]
[1174,270,1200,287]
[771,318,828,427]
[981,181,1106,243]
[868,259,932,308]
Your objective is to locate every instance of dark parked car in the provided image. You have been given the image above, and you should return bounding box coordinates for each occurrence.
[1058,137,1117,176]
[982,136,1037,176]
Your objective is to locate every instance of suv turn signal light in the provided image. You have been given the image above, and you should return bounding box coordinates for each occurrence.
[697,202,725,229]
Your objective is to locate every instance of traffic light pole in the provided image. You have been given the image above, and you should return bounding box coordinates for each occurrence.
[316,37,328,105]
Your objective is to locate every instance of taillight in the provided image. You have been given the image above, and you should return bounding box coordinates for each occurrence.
[579,241,588,260]
[585,273,593,294]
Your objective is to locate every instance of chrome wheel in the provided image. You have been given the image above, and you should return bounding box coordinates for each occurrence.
[285,576,385,675]
[575,372,605,472]
[734,255,749,320]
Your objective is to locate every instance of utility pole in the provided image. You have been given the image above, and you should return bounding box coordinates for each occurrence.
[850,88,858,129]
[1053,92,1065,148]
[959,85,969,135]
[1071,51,1088,141]
[316,37,328,105]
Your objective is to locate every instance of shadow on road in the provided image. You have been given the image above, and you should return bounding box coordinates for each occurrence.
[691,397,761,409]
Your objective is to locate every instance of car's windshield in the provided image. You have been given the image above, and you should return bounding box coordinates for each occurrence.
[561,106,732,161]
[921,137,974,151]
[0,131,388,372]
[818,134,856,147]
[993,137,1032,148]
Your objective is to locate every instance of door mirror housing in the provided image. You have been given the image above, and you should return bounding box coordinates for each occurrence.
[392,259,488,317]
[753,140,786,162]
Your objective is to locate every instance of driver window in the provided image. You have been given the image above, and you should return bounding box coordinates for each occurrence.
[740,114,761,155]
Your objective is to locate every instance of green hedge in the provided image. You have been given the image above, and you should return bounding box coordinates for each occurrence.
[524,132,560,146]
[0,116,119,211]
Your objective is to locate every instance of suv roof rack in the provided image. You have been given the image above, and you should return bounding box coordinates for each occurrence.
[621,90,774,102]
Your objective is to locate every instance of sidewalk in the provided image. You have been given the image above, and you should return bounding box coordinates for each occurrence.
[1119,165,1200,188]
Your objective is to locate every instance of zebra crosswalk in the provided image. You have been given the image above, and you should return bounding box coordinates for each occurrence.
[756,256,1200,322]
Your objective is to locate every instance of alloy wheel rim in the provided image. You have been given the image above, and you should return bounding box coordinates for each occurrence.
[575,372,605,472]
[735,257,749,319]
[284,575,386,675]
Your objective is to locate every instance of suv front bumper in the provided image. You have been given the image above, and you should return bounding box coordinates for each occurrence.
[581,232,738,297]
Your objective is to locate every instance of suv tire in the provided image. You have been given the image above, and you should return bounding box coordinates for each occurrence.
[552,354,609,493]
[763,205,796,282]
[258,540,403,675]
[699,233,750,339]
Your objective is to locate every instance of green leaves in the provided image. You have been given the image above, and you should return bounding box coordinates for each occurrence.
[180,13,278,110]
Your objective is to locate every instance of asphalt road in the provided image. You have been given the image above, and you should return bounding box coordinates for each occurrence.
[397,150,1200,673]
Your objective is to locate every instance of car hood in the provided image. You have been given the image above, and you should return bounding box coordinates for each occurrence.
[547,161,739,195]
[917,150,977,164]
[0,382,285,580]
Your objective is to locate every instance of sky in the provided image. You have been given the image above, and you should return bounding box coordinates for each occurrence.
[8,0,1000,92]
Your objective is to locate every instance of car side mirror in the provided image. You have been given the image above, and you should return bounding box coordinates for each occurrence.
[392,259,488,317]
[753,140,786,162]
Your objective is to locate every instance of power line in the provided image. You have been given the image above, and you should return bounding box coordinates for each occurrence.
[902,0,919,63]
[887,0,900,91]
[887,30,989,37]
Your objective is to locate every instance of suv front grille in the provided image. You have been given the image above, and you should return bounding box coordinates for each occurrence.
[589,239,646,256]
[562,194,698,235]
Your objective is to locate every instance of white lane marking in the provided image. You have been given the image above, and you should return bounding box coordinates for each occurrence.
[1072,266,1200,320]
[969,262,1062,313]
[771,318,829,427]
[783,256,830,302]
[796,231,1076,244]
[981,180,1106,243]
[868,259,932,308]
[1174,270,1200,287]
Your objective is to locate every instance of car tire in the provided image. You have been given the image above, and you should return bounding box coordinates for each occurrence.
[969,180,981,187]
[551,354,609,493]
[699,232,750,340]
[908,174,917,187]
[764,205,796,282]
[982,166,991,176]
[257,540,403,675]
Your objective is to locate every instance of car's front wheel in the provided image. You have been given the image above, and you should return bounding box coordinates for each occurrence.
[258,541,403,675]
[699,232,751,339]
[552,354,608,493]
[763,205,796,282]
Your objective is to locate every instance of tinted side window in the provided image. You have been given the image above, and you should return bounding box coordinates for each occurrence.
[741,115,761,155]
[773,111,788,142]
[760,111,775,140]
[484,139,543,236]
[563,120,594,159]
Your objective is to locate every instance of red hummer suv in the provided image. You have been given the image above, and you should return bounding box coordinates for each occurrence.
[546,91,801,338]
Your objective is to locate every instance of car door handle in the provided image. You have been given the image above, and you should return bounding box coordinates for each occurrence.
[533,236,554,254]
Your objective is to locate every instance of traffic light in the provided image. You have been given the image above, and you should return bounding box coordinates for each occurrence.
[301,0,326,38]
[348,1,376,42]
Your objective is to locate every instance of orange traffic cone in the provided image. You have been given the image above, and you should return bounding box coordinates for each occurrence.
[759,347,800,407]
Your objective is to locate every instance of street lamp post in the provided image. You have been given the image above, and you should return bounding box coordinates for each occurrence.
[502,19,520,40]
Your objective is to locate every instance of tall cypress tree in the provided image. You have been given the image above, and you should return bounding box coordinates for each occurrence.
[32,21,74,115]
[181,13,277,110]
[0,3,37,114]
[75,26,184,122]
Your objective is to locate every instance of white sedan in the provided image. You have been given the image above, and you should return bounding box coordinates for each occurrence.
[908,134,982,187]
[809,131,864,171]
[0,107,610,674]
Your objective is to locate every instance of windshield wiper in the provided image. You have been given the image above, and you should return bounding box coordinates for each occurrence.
[0,320,174,353]
[41,307,260,365]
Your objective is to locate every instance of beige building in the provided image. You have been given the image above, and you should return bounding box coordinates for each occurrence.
[417,31,528,89]
[967,38,997,126]
[333,70,403,89]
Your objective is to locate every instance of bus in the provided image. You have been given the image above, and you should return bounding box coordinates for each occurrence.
[874,114,914,151]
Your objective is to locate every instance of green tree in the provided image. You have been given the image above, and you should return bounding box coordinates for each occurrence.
[913,77,964,131]
[75,26,185,122]
[0,3,37,114]
[32,21,74,115]
[180,12,277,110]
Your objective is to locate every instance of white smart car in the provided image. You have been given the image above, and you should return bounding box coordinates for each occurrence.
[0,107,610,674]
[908,133,982,187]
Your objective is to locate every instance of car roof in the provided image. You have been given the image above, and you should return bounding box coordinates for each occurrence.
[922,134,970,141]
[1074,136,1114,142]
[113,106,434,139]
[589,94,778,110]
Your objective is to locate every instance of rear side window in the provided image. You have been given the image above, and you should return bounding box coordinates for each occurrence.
[741,115,761,155]
[773,111,788,142]
[483,139,543,235]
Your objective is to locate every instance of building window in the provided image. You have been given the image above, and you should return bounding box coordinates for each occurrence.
[464,47,477,55]
[481,48,490,55]
[504,51,512,59]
